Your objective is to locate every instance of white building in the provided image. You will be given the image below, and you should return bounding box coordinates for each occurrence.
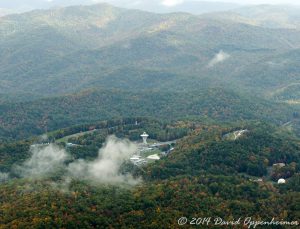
[273,163,286,168]
[278,178,286,184]
[147,154,160,160]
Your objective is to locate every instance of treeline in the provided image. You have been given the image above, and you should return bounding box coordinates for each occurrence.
[146,122,300,180]
[1,88,298,141]
[0,173,299,228]
[0,121,299,228]
[0,118,191,171]
[0,141,31,172]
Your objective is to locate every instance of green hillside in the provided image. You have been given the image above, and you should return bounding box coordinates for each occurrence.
[0,3,299,141]
[1,88,297,141]
[202,5,300,29]
[147,123,300,179]
[230,49,300,97]
[0,3,300,228]
[0,121,299,228]
[1,4,300,98]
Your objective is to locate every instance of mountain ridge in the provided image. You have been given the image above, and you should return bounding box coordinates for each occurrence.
[1,3,300,98]
[1,3,300,141]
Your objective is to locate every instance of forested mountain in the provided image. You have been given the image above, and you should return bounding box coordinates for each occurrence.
[1,88,298,141]
[233,5,300,29]
[0,0,241,16]
[0,3,300,142]
[147,122,300,179]
[0,3,300,98]
[203,5,300,29]
[0,3,300,228]
[0,121,299,227]
[114,0,241,14]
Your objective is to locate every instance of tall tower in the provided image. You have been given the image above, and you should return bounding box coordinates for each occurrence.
[141,132,149,145]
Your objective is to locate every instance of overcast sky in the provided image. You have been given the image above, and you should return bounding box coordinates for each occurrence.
[159,0,300,4]
[1,0,299,13]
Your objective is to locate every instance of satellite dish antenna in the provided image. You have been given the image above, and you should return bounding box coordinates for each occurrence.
[140,132,149,144]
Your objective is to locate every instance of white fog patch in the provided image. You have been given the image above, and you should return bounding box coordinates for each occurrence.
[0,172,9,183]
[39,134,49,142]
[10,136,140,187]
[50,176,73,193]
[67,135,140,185]
[208,50,231,68]
[14,144,70,178]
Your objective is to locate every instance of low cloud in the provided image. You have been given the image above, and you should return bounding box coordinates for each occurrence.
[208,50,230,68]
[39,134,49,142]
[12,136,140,186]
[0,172,9,183]
[14,144,70,178]
[67,135,140,185]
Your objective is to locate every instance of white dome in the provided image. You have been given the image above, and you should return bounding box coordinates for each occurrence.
[278,178,286,184]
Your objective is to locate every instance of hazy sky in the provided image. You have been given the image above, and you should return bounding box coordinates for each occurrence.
[1,0,299,12]
[159,0,300,5]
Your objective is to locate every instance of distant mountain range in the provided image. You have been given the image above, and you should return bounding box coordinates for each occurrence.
[107,0,241,14]
[1,3,300,227]
[202,4,300,29]
[0,3,299,97]
[0,3,300,139]
[0,8,15,17]
[0,1,241,16]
